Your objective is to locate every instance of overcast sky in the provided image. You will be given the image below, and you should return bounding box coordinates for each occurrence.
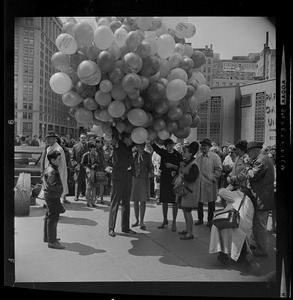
[60,16,276,60]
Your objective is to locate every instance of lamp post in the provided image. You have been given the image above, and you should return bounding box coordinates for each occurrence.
[66,117,70,141]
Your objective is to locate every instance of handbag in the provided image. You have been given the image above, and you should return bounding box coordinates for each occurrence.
[212,193,246,230]
[173,175,192,197]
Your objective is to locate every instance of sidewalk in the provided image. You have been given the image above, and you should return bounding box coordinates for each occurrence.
[14,196,276,285]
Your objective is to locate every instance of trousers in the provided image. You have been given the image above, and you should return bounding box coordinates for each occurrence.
[197,201,215,222]
[108,171,132,231]
[44,198,61,243]
[253,210,270,255]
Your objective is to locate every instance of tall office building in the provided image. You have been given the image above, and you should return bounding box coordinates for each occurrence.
[14,17,78,139]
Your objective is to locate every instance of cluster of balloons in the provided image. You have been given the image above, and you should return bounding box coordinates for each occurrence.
[50,17,211,144]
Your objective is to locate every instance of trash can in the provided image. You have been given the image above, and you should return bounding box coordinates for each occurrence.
[14,173,31,216]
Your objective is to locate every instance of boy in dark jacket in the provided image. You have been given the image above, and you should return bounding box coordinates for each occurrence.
[43,150,65,249]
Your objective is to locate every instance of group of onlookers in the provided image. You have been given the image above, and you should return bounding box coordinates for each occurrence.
[38,128,276,275]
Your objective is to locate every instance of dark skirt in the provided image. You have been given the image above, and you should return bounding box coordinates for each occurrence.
[159,174,176,204]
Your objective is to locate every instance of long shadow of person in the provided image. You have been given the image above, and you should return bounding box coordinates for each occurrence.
[59,216,98,226]
[61,242,106,256]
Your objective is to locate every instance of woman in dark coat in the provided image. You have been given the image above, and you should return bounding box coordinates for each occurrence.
[152,139,183,232]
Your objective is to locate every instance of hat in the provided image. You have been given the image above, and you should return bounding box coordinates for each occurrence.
[200,138,212,147]
[246,141,263,152]
[46,132,58,139]
[235,140,248,151]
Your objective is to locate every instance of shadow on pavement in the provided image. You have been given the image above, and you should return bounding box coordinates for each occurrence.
[61,242,106,256]
[59,215,98,226]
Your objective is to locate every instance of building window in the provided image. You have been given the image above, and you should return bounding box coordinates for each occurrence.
[210,96,222,145]
[241,94,252,107]
[254,92,266,142]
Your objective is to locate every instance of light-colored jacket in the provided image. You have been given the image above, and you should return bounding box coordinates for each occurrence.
[228,154,249,188]
[195,151,222,203]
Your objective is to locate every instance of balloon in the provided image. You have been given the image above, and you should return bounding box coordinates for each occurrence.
[156,34,175,58]
[163,17,188,30]
[122,73,141,93]
[55,33,77,55]
[157,77,169,87]
[107,43,121,60]
[116,121,127,133]
[139,76,150,90]
[121,24,131,33]
[135,40,152,58]
[190,115,201,128]
[166,120,178,133]
[114,27,128,48]
[125,30,140,51]
[190,70,206,85]
[168,52,182,69]
[131,96,144,108]
[102,122,113,135]
[111,81,127,101]
[64,67,80,86]
[157,129,170,140]
[62,90,84,107]
[167,106,183,121]
[147,127,157,141]
[177,112,192,128]
[147,82,166,101]
[108,100,126,118]
[92,124,104,136]
[95,90,112,106]
[167,67,188,82]
[92,119,103,127]
[154,100,169,115]
[62,22,75,36]
[158,58,171,78]
[94,25,114,50]
[191,50,207,69]
[84,44,101,60]
[140,55,160,77]
[73,22,94,47]
[127,108,148,126]
[109,67,125,83]
[127,89,140,100]
[110,20,122,33]
[183,44,193,57]
[166,79,187,101]
[75,81,96,98]
[77,60,102,85]
[50,72,72,94]
[185,85,196,98]
[144,37,158,56]
[75,107,93,124]
[136,17,153,31]
[97,50,116,72]
[51,52,71,72]
[97,18,110,27]
[173,127,191,139]
[153,118,166,131]
[175,22,196,39]
[194,84,211,103]
[188,95,200,111]
[95,109,112,122]
[70,50,87,68]
[180,56,194,72]
[121,52,143,74]
[174,43,185,55]
[131,127,148,144]
[83,97,99,110]
[99,79,113,93]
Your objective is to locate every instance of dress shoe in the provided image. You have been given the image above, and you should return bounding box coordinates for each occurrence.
[122,228,136,234]
[180,234,194,240]
[63,199,71,204]
[74,198,79,201]
[108,229,116,237]
[158,221,168,229]
[48,241,65,249]
[194,220,203,225]
[131,221,139,228]
[140,224,146,230]
[178,230,188,235]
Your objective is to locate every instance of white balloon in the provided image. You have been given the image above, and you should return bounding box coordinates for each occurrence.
[50,72,72,94]
[55,33,77,55]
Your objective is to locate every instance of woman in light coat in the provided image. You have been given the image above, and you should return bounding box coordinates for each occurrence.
[209,188,255,264]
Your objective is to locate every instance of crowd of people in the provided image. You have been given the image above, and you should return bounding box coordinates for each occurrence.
[37,130,276,274]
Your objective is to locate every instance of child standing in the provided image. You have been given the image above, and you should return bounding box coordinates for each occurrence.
[43,150,65,249]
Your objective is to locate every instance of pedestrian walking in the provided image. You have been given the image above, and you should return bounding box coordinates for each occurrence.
[71,133,88,201]
[152,138,183,232]
[195,138,222,228]
[130,143,154,231]
[42,150,65,249]
[246,141,275,257]
[177,141,200,240]
[81,141,99,208]
[108,131,136,237]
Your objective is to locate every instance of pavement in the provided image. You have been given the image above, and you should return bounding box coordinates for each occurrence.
[13,195,277,294]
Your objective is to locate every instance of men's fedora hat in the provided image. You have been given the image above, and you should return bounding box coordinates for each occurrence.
[235,139,248,151]
[246,141,263,152]
[200,138,212,147]
[46,131,58,139]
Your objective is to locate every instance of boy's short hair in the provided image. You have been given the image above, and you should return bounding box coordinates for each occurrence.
[47,150,61,162]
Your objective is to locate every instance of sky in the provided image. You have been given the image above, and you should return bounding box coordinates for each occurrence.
[60,16,276,60]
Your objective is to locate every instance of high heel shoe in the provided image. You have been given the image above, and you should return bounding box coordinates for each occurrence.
[158,221,168,229]
[171,222,177,232]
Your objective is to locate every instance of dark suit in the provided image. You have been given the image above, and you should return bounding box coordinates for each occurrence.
[108,140,133,231]
[71,142,88,197]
